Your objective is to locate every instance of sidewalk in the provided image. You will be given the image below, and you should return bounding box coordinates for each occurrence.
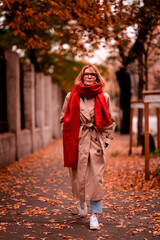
[0,134,160,240]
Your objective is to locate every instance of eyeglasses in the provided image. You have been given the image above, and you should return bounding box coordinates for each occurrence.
[84,73,97,78]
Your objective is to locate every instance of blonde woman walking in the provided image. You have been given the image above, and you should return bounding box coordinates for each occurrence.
[60,64,114,229]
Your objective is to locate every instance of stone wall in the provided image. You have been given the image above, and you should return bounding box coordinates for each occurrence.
[0,51,62,168]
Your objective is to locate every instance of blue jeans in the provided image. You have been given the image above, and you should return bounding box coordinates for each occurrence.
[90,200,102,213]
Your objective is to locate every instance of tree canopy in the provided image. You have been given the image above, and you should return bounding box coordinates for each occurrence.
[1,0,160,92]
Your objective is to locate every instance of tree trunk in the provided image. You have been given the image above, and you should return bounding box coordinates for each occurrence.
[116,68,131,134]
[144,52,149,90]
[137,53,144,145]
[27,49,40,72]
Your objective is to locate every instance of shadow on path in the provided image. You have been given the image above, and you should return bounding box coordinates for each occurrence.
[0,135,160,239]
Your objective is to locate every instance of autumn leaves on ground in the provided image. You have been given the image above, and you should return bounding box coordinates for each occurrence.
[0,133,160,240]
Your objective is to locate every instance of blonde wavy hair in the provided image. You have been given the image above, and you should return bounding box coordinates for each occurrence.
[74,64,105,88]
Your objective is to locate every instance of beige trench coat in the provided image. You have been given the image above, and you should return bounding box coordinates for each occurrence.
[60,92,114,202]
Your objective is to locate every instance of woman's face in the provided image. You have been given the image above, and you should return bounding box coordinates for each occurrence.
[83,67,97,86]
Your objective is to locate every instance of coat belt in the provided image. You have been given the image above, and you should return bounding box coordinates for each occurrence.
[81,122,95,129]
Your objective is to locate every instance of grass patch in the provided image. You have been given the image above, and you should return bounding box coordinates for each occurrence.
[150,149,160,157]
[111,152,119,157]
[155,164,160,179]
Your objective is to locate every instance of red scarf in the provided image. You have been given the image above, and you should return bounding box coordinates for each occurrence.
[63,83,112,168]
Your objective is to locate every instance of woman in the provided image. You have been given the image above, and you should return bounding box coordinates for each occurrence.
[60,64,114,230]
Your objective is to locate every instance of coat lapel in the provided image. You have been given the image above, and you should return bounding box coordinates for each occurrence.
[80,97,95,120]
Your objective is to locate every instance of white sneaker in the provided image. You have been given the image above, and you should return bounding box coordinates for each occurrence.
[90,214,99,230]
[78,201,87,217]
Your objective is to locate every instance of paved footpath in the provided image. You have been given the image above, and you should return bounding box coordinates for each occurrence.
[0,136,160,240]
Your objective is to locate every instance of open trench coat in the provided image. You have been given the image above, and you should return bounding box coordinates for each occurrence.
[60,91,114,202]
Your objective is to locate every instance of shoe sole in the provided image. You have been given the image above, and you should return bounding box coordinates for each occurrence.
[90,225,99,230]
[79,213,87,217]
